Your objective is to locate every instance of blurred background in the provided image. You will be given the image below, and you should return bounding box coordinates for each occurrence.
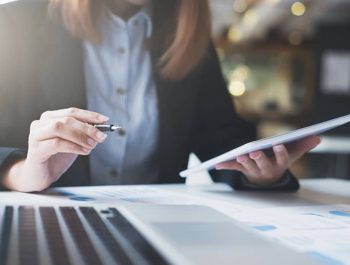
[1,0,350,181]
[209,0,350,180]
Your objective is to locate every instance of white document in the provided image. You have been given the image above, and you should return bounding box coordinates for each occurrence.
[0,185,253,218]
[180,114,350,177]
[246,204,350,265]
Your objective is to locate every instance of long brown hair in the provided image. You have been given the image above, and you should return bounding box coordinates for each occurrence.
[49,0,211,80]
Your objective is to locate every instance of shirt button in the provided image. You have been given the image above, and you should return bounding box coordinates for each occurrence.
[118,128,126,136]
[117,47,126,54]
[110,169,119,178]
[115,87,125,95]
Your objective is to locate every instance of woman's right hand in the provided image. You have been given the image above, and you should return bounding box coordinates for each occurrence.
[3,108,109,192]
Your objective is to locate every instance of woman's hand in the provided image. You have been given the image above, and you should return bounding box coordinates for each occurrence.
[3,108,109,192]
[215,135,321,185]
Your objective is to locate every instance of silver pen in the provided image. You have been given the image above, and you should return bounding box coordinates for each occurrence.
[94,124,123,132]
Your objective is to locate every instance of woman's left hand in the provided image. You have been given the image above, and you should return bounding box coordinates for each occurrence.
[215,135,321,185]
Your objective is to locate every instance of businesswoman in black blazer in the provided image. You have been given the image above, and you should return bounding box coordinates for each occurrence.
[0,0,320,192]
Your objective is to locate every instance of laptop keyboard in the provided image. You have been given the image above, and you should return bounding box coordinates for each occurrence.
[108,208,169,264]
[0,206,13,265]
[79,207,133,265]
[40,207,71,265]
[18,206,39,265]
[0,206,171,265]
[60,207,102,265]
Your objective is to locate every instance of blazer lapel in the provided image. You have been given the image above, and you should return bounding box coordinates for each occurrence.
[39,15,86,110]
[150,47,199,183]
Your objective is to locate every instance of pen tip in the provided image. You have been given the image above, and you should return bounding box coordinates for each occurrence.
[111,125,122,131]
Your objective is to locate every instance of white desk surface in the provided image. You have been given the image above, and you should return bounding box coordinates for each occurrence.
[0,178,349,207]
[152,178,350,208]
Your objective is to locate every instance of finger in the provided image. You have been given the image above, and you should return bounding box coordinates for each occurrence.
[287,135,321,162]
[249,151,274,175]
[40,107,109,124]
[30,117,107,149]
[32,118,107,144]
[42,138,92,157]
[237,155,260,177]
[216,160,245,172]
[70,120,108,143]
[273,144,289,167]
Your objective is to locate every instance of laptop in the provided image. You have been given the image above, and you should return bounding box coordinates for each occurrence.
[0,204,317,265]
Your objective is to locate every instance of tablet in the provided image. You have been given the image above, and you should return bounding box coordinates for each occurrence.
[180,114,350,177]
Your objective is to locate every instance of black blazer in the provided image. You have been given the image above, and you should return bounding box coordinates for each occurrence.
[0,1,299,191]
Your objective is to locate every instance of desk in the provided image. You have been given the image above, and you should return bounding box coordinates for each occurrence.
[1,178,349,264]
[3,178,349,207]
[184,178,350,207]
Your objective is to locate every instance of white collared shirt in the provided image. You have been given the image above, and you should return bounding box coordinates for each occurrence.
[83,8,159,185]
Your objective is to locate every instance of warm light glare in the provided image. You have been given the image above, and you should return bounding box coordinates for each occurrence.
[243,10,258,28]
[229,80,246,97]
[0,0,18,3]
[228,26,242,43]
[291,2,306,16]
[230,65,250,81]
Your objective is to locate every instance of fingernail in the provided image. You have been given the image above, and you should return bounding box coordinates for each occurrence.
[274,145,284,152]
[237,156,247,163]
[99,115,109,121]
[97,131,107,141]
[250,152,261,159]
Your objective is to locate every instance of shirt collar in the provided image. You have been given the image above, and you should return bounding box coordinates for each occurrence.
[138,6,153,38]
[104,5,153,39]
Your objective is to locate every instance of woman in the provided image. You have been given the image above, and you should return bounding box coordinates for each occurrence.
[0,0,320,192]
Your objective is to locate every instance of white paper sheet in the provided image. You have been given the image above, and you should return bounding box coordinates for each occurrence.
[241,205,350,265]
